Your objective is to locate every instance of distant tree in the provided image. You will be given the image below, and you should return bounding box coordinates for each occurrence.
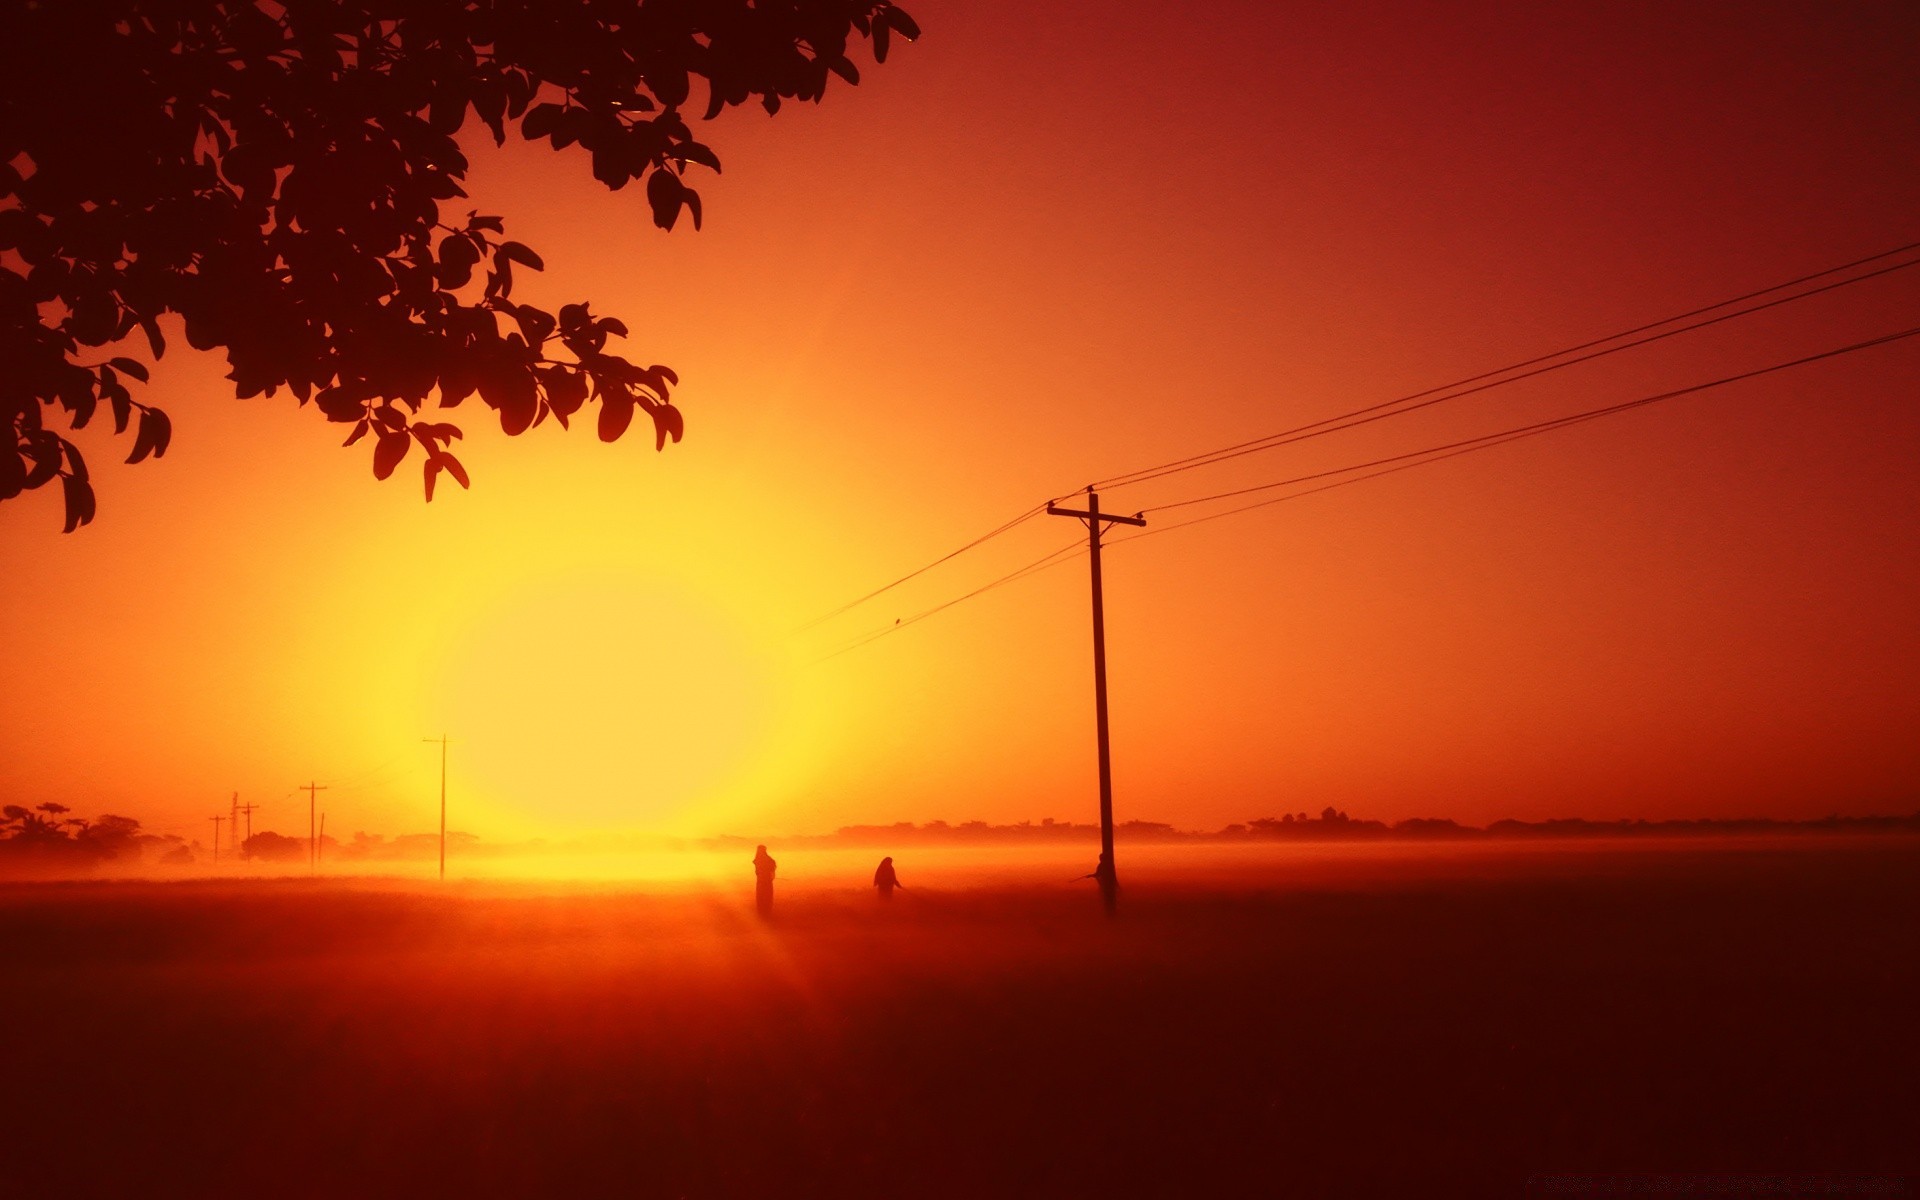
[76,813,144,858]
[0,806,146,869]
[1,0,918,529]
[241,830,307,861]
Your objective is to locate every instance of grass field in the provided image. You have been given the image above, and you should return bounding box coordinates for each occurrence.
[2,837,1914,1197]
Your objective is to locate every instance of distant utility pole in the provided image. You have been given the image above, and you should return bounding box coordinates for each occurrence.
[209,814,225,865]
[228,792,238,855]
[1047,487,1146,917]
[236,797,259,860]
[300,780,328,874]
[423,735,449,882]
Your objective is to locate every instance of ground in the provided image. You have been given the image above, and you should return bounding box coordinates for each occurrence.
[2,837,1914,1197]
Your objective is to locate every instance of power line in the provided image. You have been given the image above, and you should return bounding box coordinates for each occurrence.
[1121,323,1920,529]
[815,324,1920,660]
[794,502,1052,632]
[1092,243,1920,493]
[799,244,1919,637]
[813,537,1085,663]
[326,748,415,791]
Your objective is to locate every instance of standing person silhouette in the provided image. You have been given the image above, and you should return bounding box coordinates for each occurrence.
[753,844,777,918]
[873,856,901,901]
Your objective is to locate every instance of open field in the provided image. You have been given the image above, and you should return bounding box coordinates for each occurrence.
[3,837,1915,1197]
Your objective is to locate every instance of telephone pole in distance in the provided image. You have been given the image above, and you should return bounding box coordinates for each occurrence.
[235,797,259,860]
[300,780,328,874]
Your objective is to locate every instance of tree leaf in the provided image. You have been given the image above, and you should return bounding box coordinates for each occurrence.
[499,241,544,271]
[598,395,636,442]
[482,363,539,436]
[125,409,157,463]
[521,103,564,141]
[651,403,685,451]
[60,474,95,533]
[22,433,62,489]
[373,429,410,480]
[148,408,172,458]
[647,169,684,231]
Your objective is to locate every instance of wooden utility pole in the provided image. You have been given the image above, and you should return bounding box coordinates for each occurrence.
[300,780,328,873]
[1046,488,1145,916]
[235,797,259,859]
[422,735,449,881]
[209,815,224,865]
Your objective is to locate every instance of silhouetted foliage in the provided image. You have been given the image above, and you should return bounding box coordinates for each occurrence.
[752,811,1920,847]
[0,0,917,529]
[240,830,325,862]
[0,804,146,870]
[337,829,477,860]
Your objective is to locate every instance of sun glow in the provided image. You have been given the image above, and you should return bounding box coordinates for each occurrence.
[421,570,792,836]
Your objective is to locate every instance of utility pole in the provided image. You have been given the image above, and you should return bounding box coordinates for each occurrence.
[422,735,449,882]
[235,797,259,860]
[208,814,224,865]
[317,813,326,868]
[228,792,238,856]
[1046,487,1146,916]
[300,780,328,874]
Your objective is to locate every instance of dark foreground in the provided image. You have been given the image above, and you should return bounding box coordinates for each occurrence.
[2,839,1915,1199]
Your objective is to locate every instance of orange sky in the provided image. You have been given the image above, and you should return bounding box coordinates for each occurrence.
[4,1,1918,847]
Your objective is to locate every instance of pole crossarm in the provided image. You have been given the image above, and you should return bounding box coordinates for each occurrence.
[1045,503,1147,527]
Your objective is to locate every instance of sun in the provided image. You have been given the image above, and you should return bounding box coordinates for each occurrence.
[425,570,783,835]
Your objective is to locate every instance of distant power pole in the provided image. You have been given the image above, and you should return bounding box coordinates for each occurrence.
[1047,488,1146,917]
[300,780,328,873]
[208,814,225,865]
[235,797,260,859]
[228,792,239,854]
[422,735,449,881]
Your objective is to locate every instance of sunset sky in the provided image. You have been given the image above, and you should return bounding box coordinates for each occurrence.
[3,0,1917,848]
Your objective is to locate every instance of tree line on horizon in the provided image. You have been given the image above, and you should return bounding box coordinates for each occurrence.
[0,807,477,874]
[790,809,1920,845]
[7,804,1917,878]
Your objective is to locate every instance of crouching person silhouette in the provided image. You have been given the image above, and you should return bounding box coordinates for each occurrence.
[1079,851,1117,916]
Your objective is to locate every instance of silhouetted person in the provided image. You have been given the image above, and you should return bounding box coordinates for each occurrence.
[1083,851,1117,916]
[873,856,901,901]
[753,844,777,917]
